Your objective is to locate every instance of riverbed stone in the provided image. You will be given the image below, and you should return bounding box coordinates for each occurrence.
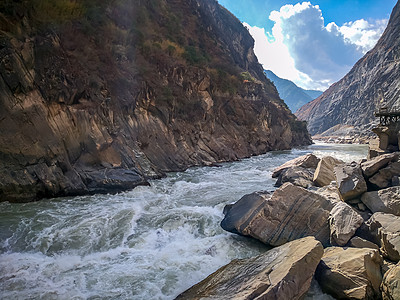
[329,202,364,246]
[365,212,400,262]
[334,162,368,201]
[349,236,379,250]
[274,166,314,188]
[316,247,383,300]
[381,263,400,300]
[272,154,320,178]
[361,152,399,178]
[369,162,400,189]
[313,156,344,187]
[175,237,324,300]
[361,186,400,216]
[221,183,334,246]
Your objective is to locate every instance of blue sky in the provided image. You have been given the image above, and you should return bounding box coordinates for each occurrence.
[218,0,397,90]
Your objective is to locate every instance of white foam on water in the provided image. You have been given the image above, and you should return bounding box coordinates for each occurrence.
[0,143,367,299]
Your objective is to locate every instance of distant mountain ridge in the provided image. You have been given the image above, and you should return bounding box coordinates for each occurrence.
[264,70,323,113]
[296,0,400,135]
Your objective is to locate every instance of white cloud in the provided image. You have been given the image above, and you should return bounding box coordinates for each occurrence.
[245,2,388,90]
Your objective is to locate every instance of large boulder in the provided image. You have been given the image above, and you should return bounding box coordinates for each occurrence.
[334,162,368,201]
[349,236,379,250]
[365,212,400,262]
[369,162,400,189]
[361,152,399,178]
[272,154,320,178]
[313,156,344,187]
[176,237,324,300]
[361,186,400,216]
[381,263,400,300]
[274,166,314,188]
[329,202,364,246]
[316,247,383,300]
[221,183,334,246]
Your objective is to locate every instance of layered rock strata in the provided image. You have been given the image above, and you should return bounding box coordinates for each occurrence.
[0,0,311,202]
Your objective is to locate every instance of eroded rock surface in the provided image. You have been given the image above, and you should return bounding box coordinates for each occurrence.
[365,212,400,262]
[329,202,364,246]
[361,186,400,216]
[176,237,324,300]
[316,247,383,300]
[313,156,344,187]
[221,183,334,246]
[382,263,400,300]
[272,154,319,178]
[335,162,367,201]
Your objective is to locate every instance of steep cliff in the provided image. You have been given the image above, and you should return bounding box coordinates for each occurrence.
[0,0,311,202]
[296,0,400,135]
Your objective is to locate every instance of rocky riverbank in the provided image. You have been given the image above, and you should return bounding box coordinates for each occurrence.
[178,150,400,299]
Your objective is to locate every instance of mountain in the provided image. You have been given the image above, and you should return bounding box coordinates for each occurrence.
[264,70,322,113]
[296,0,400,135]
[0,0,311,202]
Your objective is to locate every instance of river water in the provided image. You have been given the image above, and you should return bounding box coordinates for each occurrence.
[0,143,368,299]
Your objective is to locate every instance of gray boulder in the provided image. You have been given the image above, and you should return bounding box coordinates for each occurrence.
[316,247,383,300]
[221,183,334,246]
[176,237,324,300]
[274,166,314,188]
[329,202,364,246]
[365,212,400,262]
[349,236,379,250]
[361,152,399,178]
[369,162,400,189]
[313,156,344,187]
[272,153,320,178]
[361,186,400,216]
[334,162,368,201]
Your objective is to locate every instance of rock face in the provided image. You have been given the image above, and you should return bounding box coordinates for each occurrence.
[272,154,319,178]
[176,237,324,300]
[295,1,400,135]
[316,247,383,300]
[361,186,400,216]
[335,162,368,201]
[365,212,400,262]
[313,156,344,187]
[0,0,311,202]
[381,263,400,300]
[221,183,334,246]
[329,202,364,246]
[349,237,380,250]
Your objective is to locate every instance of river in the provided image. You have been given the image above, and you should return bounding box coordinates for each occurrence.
[0,142,368,299]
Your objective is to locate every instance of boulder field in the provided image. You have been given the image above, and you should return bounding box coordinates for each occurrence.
[179,152,400,299]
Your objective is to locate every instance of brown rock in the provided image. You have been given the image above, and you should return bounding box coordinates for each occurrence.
[349,236,380,250]
[316,247,383,300]
[381,263,400,300]
[365,212,400,262]
[361,186,400,216]
[334,162,368,201]
[274,166,314,188]
[361,152,399,178]
[329,202,364,246]
[221,183,334,246]
[176,237,324,300]
[369,162,400,189]
[313,156,344,187]
[272,154,320,178]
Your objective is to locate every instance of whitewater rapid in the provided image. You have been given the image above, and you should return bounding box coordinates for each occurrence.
[0,142,368,299]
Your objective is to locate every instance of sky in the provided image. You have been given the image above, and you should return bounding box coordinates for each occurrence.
[217,0,397,90]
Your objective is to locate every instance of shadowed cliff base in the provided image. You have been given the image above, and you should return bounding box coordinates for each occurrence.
[0,0,311,202]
